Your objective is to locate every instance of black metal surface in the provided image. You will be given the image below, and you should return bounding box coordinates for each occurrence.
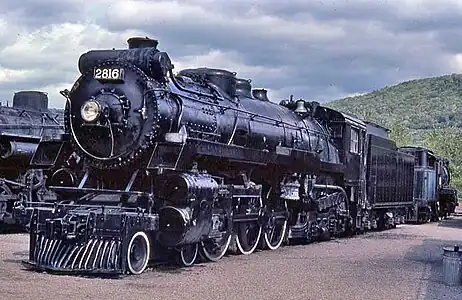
[178,68,238,97]
[235,78,253,98]
[78,37,171,84]
[252,89,270,102]
[366,134,415,207]
[157,171,219,205]
[364,121,390,139]
[147,138,322,173]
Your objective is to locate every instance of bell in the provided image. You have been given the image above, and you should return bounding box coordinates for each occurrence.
[294,99,307,113]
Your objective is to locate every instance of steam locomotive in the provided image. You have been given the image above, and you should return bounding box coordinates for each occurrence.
[398,146,458,222]
[19,37,458,276]
[0,91,63,226]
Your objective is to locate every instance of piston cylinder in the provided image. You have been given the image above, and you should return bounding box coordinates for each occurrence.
[157,205,212,247]
[0,141,38,160]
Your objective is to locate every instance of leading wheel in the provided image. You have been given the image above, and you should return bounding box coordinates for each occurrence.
[176,243,199,267]
[127,231,150,275]
[200,233,232,262]
[200,209,232,262]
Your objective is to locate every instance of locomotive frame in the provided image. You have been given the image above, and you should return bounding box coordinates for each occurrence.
[18,37,459,276]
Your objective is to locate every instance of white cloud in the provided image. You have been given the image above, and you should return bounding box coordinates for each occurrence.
[0,21,156,107]
[1,23,117,70]
[102,0,346,44]
[448,53,462,73]
[0,69,36,83]
[0,0,462,108]
[173,50,285,80]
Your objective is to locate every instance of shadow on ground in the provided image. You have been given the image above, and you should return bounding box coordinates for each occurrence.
[0,224,26,234]
[3,247,204,281]
[438,214,462,229]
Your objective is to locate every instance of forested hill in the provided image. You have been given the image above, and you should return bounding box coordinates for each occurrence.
[325,73,462,193]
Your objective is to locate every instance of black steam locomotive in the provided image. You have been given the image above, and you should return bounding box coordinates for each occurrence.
[0,91,63,226]
[19,37,458,276]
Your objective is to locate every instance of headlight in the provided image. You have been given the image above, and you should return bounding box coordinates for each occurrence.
[80,101,100,122]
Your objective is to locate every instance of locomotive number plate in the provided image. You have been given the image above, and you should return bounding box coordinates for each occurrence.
[93,67,125,81]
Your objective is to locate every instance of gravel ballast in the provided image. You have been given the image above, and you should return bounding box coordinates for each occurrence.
[1,216,461,300]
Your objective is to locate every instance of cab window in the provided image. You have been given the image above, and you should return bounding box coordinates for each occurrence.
[350,127,360,154]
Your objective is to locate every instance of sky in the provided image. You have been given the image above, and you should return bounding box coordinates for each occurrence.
[1,0,462,108]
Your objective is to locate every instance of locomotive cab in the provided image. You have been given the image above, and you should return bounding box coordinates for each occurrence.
[312,106,367,182]
[314,107,368,227]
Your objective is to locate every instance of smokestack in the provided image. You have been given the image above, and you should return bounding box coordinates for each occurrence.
[127,37,159,49]
[252,89,269,101]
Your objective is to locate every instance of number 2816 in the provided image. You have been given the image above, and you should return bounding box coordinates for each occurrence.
[94,68,125,81]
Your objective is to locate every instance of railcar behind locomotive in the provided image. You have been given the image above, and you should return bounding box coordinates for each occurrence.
[19,37,458,276]
[0,91,63,226]
[398,146,458,221]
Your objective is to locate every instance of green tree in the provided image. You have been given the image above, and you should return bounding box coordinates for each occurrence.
[325,73,462,194]
[388,121,412,147]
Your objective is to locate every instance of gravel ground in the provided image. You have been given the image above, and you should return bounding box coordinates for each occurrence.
[1,215,462,300]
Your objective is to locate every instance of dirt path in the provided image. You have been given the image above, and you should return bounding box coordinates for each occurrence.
[1,217,461,300]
